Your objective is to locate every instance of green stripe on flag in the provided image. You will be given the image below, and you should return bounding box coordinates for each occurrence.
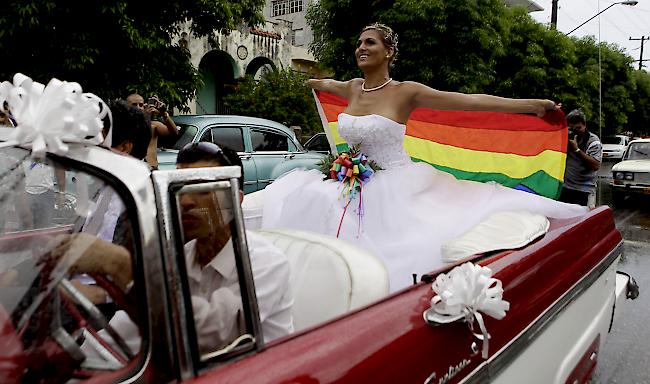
[412,158,563,199]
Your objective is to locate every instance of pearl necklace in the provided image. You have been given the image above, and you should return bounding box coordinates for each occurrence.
[361,78,393,92]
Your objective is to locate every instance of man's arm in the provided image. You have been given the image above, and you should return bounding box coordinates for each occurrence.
[53,233,133,291]
[155,111,178,137]
[569,138,601,171]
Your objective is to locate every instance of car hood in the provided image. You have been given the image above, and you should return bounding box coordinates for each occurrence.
[602,144,626,151]
[612,159,650,172]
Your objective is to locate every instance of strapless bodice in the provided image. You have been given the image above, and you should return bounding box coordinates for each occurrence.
[337,113,411,169]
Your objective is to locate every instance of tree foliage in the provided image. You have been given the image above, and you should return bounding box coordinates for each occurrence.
[307,0,649,137]
[223,70,321,137]
[0,0,265,110]
[627,70,650,137]
[308,0,509,93]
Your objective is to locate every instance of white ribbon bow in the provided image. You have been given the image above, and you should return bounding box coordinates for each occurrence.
[0,73,110,157]
[423,262,510,359]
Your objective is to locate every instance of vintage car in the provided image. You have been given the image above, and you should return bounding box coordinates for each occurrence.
[0,129,637,384]
[611,138,650,204]
[601,135,630,161]
[0,72,638,384]
[303,132,331,154]
[156,115,327,193]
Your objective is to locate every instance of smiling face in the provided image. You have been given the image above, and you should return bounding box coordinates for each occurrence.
[356,29,393,71]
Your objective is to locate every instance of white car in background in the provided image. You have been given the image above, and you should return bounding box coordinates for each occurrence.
[611,139,650,204]
[602,134,630,161]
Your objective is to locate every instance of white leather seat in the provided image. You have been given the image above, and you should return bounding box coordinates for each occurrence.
[254,229,389,332]
[242,190,265,230]
[441,211,550,263]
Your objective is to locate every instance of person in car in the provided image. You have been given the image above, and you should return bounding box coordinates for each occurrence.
[260,23,589,292]
[61,142,293,357]
[176,142,294,350]
[82,100,151,242]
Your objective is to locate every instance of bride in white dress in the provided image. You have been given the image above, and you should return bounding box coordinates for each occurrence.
[261,23,587,292]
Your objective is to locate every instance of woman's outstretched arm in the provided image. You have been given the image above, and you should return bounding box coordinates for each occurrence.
[405,81,558,116]
[306,79,354,99]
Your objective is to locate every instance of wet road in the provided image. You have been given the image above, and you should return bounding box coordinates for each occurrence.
[591,161,650,384]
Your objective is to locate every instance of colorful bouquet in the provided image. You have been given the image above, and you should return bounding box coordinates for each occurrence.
[318,146,380,237]
[318,146,380,204]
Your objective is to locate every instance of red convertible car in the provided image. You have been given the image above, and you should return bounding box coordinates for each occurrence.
[0,130,636,383]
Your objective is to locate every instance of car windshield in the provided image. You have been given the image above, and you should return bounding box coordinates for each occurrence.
[0,146,144,381]
[158,123,198,150]
[625,143,650,160]
[603,136,626,145]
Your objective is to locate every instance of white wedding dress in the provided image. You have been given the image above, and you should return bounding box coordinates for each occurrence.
[261,113,587,291]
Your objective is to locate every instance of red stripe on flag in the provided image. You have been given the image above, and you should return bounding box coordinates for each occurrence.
[406,121,567,155]
[322,103,346,123]
[409,108,566,132]
[316,90,349,107]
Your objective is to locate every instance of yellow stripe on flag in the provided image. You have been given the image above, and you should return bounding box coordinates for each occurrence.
[329,122,347,146]
[404,136,567,180]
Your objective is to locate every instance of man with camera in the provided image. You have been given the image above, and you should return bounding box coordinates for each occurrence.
[559,109,602,207]
[126,93,178,169]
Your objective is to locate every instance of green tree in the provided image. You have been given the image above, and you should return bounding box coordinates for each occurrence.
[627,70,650,136]
[492,8,579,103]
[223,70,321,137]
[0,0,265,110]
[572,37,634,136]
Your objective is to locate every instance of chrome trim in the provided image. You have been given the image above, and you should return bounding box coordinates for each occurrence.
[485,241,624,378]
[60,279,133,359]
[252,151,293,155]
[228,176,264,347]
[48,145,174,383]
[152,166,263,377]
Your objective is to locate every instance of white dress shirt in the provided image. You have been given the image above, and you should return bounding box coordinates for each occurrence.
[187,230,293,353]
[82,230,293,358]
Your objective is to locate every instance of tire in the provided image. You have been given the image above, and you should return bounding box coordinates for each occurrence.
[611,189,625,207]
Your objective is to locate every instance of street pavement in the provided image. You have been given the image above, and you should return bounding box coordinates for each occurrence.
[592,161,650,383]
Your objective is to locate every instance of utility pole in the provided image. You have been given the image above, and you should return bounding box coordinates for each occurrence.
[551,0,559,30]
[630,36,650,70]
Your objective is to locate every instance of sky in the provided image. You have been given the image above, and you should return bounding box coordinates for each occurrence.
[529,0,650,69]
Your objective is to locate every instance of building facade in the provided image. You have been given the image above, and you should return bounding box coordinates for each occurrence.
[263,0,316,48]
[181,19,320,114]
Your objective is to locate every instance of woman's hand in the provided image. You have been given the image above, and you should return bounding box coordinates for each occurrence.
[535,100,561,117]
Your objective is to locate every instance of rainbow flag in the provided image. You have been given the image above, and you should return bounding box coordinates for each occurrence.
[314,90,568,199]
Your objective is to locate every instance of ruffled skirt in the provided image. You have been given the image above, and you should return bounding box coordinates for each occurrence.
[261,163,587,292]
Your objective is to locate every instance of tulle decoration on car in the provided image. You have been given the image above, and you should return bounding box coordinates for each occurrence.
[423,262,510,359]
[0,73,109,158]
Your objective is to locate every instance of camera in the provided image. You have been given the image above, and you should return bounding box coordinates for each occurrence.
[148,96,166,114]
[568,128,575,140]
